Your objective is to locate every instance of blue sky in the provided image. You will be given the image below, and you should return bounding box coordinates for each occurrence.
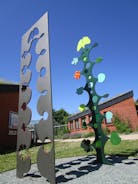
[0,0,138,119]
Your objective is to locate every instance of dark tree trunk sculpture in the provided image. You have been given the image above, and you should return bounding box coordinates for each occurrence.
[72,36,121,164]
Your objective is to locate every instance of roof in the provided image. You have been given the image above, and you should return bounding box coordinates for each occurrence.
[0,83,19,92]
[68,90,133,121]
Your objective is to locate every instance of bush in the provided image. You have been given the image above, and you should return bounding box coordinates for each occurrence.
[54,126,69,138]
[62,133,70,139]
[81,132,95,138]
[102,127,109,135]
[69,133,82,139]
[112,116,132,134]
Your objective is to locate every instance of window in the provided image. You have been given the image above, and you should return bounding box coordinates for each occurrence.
[104,111,113,124]
[70,121,74,130]
[82,118,86,123]
[75,120,80,129]
[89,115,92,122]
[82,117,87,129]
[9,111,18,129]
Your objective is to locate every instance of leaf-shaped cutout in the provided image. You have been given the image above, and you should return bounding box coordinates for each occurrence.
[40,67,46,77]
[110,131,121,145]
[40,49,46,55]
[28,27,39,43]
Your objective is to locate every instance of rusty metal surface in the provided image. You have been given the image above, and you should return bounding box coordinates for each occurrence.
[17,12,55,183]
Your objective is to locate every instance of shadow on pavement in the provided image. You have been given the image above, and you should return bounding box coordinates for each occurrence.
[56,155,137,183]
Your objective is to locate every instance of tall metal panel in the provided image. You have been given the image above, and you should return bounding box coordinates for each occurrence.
[16,12,55,184]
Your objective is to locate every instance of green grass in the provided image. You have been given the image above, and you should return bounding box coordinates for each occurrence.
[0,140,138,173]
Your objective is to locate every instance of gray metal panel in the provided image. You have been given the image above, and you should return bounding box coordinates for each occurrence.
[17,12,55,183]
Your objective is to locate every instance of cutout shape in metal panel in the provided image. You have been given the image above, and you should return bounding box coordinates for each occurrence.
[17,12,55,183]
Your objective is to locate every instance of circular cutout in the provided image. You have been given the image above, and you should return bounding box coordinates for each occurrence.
[43,112,49,120]
[84,69,88,74]
[92,96,98,103]
[90,90,93,94]
[88,82,93,88]
[86,63,91,69]
[98,73,106,83]
[88,75,92,80]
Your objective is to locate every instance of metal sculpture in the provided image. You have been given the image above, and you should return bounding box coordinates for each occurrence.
[17,12,55,183]
[72,36,121,164]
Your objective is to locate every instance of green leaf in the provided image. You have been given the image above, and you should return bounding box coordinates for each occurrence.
[110,131,121,145]
[77,36,91,51]
[83,57,87,62]
[103,93,109,98]
[93,123,98,129]
[92,42,98,48]
[81,139,91,152]
[96,57,103,63]
[79,104,86,112]
[76,87,84,95]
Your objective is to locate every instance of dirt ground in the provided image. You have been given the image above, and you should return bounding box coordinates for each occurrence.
[55,132,138,142]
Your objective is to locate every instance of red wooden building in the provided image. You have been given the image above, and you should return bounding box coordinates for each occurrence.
[67,91,138,134]
[0,83,19,151]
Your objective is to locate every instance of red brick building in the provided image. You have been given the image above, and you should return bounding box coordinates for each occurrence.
[0,83,19,151]
[67,91,138,134]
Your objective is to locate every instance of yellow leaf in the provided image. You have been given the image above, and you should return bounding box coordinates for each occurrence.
[83,36,91,45]
[77,36,91,51]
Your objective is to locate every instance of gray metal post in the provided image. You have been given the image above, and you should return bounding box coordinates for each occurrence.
[16,12,55,183]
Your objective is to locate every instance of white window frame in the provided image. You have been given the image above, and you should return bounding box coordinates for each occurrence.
[9,111,19,129]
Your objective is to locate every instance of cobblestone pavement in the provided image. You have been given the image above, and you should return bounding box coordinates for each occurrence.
[0,155,138,184]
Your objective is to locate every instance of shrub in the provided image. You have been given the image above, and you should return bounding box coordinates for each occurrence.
[62,133,70,139]
[102,127,109,135]
[112,116,132,134]
[54,126,69,138]
[81,132,95,138]
[69,133,82,139]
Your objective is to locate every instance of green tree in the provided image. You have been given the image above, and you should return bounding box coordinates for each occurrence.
[52,108,69,125]
[72,36,121,164]
[135,99,138,108]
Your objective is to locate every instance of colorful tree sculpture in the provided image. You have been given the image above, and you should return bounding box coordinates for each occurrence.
[72,36,121,164]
